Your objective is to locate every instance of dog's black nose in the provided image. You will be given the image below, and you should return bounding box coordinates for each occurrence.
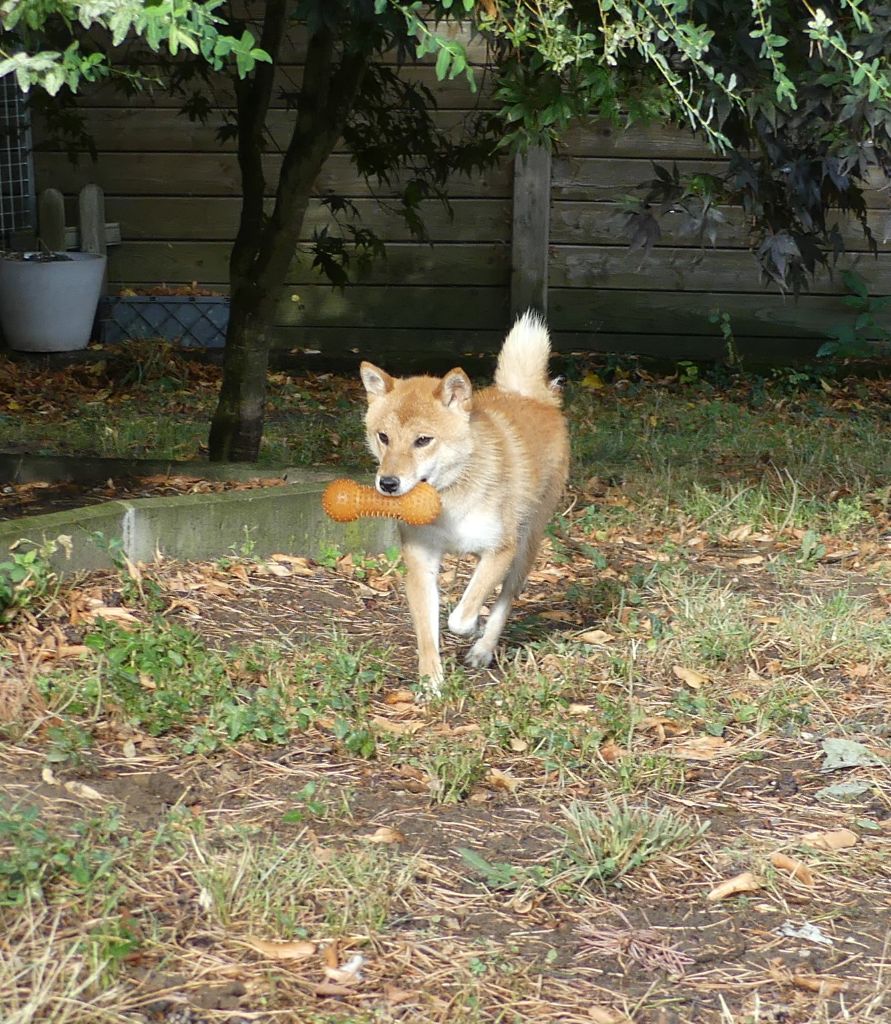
[379,476,400,494]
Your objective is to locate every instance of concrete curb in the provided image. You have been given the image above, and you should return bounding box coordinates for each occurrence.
[0,471,398,574]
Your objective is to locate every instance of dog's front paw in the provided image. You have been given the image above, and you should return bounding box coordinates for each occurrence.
[448,606,480,637]
[465,640,494,669]
[416,662,444,701]
[415,677,442,702]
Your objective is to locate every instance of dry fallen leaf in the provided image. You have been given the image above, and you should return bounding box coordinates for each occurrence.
[725,524,752,543]
[599,740,625,763]
[309,982,358,996]
[568,702,595,716]
[671,735,729,760]
[769,958,849,997]
[383,689,415,705]
[269,553,314,575]
[672,665,709,688]
[486,768,519,793]
[384,986,415,1006]
[57,644,89,659]
[791,973,849,996]
[801,828,858,851]
[577,629,614,645]
[770,852,815,887]
[84,606,140,627]
[370,714,424,736]
[244,938,316,961]
[362,826,405,845]
[227,564,250,585]
[63,780,105,801]
[588,1009,628,1024]
[706,871,761,901]
[259,561,291,577]
[323,954,365,985]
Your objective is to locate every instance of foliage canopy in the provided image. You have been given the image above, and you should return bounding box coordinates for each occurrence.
[478,0,891,293]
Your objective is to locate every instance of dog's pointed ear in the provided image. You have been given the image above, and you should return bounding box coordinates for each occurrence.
[360,362,393,401]
[438,368,472,410]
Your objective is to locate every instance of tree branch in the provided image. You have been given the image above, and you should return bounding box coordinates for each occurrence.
[253,27,370,288]
[231,0,289,278]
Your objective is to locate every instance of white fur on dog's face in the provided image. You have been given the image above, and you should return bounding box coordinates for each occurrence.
[360,363,473,496]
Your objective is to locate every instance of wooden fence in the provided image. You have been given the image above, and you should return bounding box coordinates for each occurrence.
[30,32,891,365]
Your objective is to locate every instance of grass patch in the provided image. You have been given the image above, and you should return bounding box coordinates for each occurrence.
[658,570,756,668]
[36,621,388,757]
[0,804,121,907]
[557,800,708,889]
[772,589,891,671]
[194,833,419,938]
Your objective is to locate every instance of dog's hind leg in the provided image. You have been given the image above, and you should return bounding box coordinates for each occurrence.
[465,494,559,669]
[464,532,542,669]
[447,546,516,638]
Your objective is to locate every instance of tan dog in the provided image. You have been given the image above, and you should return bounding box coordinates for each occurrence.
[360,312,569,692]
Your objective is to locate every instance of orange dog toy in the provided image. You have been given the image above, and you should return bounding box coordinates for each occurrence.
[322,478,441,526]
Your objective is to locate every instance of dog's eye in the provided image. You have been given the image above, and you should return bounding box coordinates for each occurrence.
[377,432,389,446]
[414,436,433,448]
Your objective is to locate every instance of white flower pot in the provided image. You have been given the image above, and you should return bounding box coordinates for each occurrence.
[0,252,107,352]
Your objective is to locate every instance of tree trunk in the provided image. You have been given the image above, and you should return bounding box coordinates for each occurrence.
[206,283,276,462]
[208,18,368,462]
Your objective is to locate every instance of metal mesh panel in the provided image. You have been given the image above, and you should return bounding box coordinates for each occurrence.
[0,77,35,246]
[102,296,230,348]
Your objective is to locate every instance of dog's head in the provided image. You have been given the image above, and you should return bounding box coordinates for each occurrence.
[359,363,473,496]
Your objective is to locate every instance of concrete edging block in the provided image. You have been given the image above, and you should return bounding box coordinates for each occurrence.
[0,476,397,575]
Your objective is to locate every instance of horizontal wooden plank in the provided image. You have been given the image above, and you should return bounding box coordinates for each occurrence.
[553,157,891,209]
[34,109,718,161]
[270,326,506,365]
[219,283,862,340]
[70,192,891,258]
[80,63,497,110]
[548,287,862,339]
[548,332,822,362]
[551,200,891,253]
[34,152,512,199]
[549,245,891,295]
[267,326,823,366]
[99,196,511,242]
[553,156,721,200]
[107,241,508,287]
[33,106,488,154]
[559,119,716,159]
[272,284,508,330]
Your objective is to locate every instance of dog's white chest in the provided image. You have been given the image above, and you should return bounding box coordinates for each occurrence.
[443,507,503,554]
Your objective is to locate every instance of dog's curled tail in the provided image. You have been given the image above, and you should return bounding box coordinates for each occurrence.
[494,310,560,407]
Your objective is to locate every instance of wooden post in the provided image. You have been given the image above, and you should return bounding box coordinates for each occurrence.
[79,183,108,293]
[37,188,66,252]
[510,145,551,319]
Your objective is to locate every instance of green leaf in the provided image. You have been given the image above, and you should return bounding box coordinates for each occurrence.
[435,43,451,81]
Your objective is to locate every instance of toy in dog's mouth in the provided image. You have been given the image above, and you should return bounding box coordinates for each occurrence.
[322,478,441,526]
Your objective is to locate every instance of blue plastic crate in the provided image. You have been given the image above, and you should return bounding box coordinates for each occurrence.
[101,295,229,348]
